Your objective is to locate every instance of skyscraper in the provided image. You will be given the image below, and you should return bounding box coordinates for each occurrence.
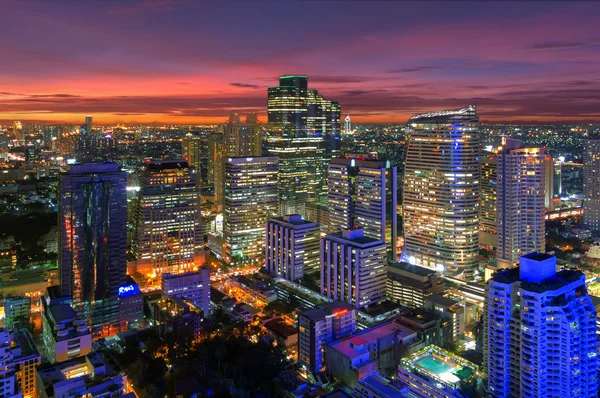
[268,75,341,137]
[265,214,320,281]
[583,135,600,230]
[545,154,555,211]
[480,149,498,249]
[496,138,546,268]
[181,134,203,187]
[321,228,387,309]
[132,160,204,277]
[266,136,328,215]
[298,301,356,373]
[85,115,93,133]
[207,132,224,204]
[328,156,398,260]
[223,157,279,264]
[486,253,598,397]
[223,112,261,157]
[403,106,480,279]
[344,115,351,134]
[59,163,127,335]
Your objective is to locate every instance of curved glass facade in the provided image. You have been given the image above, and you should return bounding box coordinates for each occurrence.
[403,106,480,279]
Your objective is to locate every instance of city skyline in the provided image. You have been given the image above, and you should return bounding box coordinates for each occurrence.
[1,1,600,124]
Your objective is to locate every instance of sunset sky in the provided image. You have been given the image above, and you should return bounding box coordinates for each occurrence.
[2,0,600,125]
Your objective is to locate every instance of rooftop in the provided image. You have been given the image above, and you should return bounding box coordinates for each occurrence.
[426,294,459,308]
[409,105,477,122]
[388,261,437,277]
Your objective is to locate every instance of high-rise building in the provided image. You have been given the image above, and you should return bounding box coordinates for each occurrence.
[85,115,93,133]
[59,163,127,335]
[344,115,351,134]
[486,253,598,397]
[268,75,341,137]
[266,137,328,215]
[207,132,224,204]
[583,135,600,230]
[328,156,398,260]
[223,112,261,157]
[545,154,555,211]
[181,134,203,186]
[480,149,498,249]
[223,157,279,264]
[132,160,204,277]
[42,300,92,363]
[321,228,387,309]
[162,267,212,316]
[403,106,480,279]
[297,301,356,373]
[265,214,320,281]
[496,139,546,268]
[1,328,41,398]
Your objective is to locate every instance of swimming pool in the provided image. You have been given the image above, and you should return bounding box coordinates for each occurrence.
[416,356,453,375]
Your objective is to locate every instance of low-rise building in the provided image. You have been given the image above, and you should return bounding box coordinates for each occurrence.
[423,295,465,343]
[1,328,41,398]
[263,317,298,350]
[35,351,129,398]
[153,296,207,342]
[386,262,445,308]
[4,296,31,331]
[118,279,144,330]
[41,300,91,363]
[354,373,421,398]
[162,268,212,316]
[327,321,419,388]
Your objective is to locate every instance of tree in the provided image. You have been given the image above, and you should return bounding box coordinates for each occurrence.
[215,343,226,375]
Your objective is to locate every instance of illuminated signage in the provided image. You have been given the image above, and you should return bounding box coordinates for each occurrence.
[118,283,141,298]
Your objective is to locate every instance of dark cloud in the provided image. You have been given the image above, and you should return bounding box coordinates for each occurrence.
[309,75,380,84]
[526,41,588,50]
[230,83,263,89]
[342,89,386,96]
[387,66,445,73]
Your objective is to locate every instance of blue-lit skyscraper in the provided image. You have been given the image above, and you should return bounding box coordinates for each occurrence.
[59,163,127,336]
[486,253,598,397]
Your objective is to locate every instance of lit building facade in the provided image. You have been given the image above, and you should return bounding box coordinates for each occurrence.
[545,155,555,211]
[266,136,328,215]
[486,253,598,397]
[265,214,320,281]
[480,149,498,249]
[42,301,92,364]
[58,163,127,335]
[223,157,279,264]
[161,267,212,316]
[181,134,203,186]
[0,328,41,398]
[207,132,224,204]
[133,160,204,277]
[496,139,546,268]
[298,301,356,373]
[321,228,387,309]
[268,75,340,137]
[583,135,600,230]
[223,112,261,157]
[386,262,445,308]
[4,297,31,332]
[328,156,398,260]
[403,106,480,279]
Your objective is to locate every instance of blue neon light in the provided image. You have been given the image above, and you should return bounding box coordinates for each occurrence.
[118,283,141,297]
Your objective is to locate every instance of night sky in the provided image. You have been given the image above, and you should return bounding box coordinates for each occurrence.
[2,0,599,124]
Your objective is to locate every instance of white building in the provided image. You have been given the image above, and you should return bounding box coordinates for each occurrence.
[496,138,546,268]
[486,253,598,397]
[265,214,320,281]
[403,106,480,279]
[161,267,212,316]
[321,228,387,309]
[584,135,600,230]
